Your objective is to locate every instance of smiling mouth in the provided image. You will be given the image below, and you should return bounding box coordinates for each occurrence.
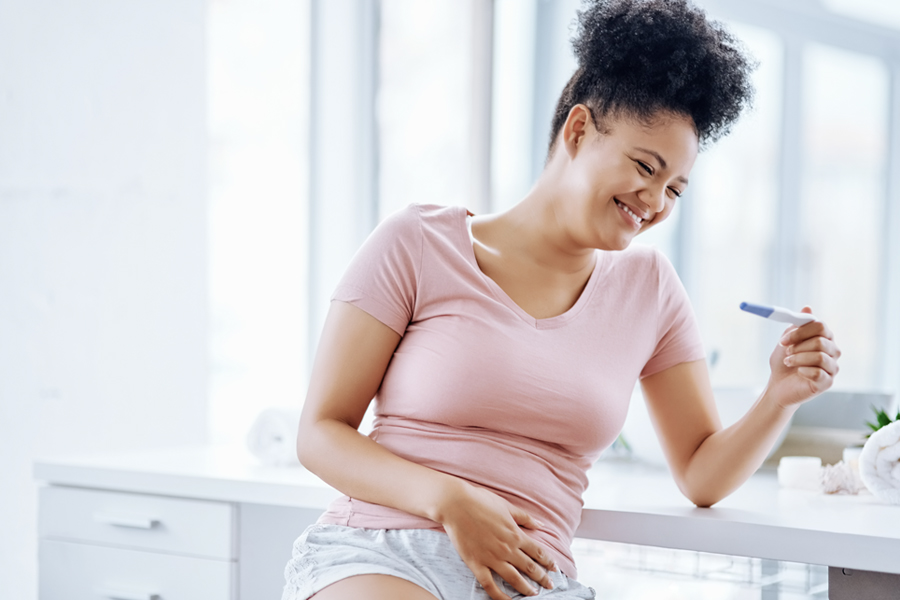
[615,199,646,226]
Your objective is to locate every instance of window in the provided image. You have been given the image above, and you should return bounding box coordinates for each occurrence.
[520,0,900,395]
[208,0,310,445]
[687,23,784,388]
[211,0,900,446]
[378,0,473,218]
[799,44,889,388]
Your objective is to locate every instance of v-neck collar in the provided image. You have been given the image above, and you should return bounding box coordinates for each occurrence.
[457,207,603,330]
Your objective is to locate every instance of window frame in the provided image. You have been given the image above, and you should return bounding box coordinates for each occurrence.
[307,0,900,400]
[698,0,900,396]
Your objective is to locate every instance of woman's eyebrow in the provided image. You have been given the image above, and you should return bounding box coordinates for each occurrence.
[633,146,689,185]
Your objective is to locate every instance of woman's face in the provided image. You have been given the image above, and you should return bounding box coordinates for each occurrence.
[556,108,699,252]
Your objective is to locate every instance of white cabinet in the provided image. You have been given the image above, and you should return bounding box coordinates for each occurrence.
[39,487,237,559]
[38,486,238,600]
[35,466,328,600]
[39,539,235,600]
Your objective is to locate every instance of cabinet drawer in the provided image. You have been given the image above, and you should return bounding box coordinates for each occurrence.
[39,486,236,559]
[39,539,235,600]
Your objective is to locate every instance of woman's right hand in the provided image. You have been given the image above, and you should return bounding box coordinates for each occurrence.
[437,482,558,600]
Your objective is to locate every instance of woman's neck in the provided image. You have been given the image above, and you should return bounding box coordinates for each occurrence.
[475,173,596,276]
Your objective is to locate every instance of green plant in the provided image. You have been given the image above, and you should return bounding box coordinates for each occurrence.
[865,405,900,439]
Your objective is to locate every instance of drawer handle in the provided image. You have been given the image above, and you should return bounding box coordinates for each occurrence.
[96,586,160,600]
[92,512,160,530]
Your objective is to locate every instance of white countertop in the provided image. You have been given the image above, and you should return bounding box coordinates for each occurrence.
[33,444,343,510]
[34,445,900,575]
[579,458,900,575]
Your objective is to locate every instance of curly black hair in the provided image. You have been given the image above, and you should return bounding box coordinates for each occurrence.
[548,0,756,154]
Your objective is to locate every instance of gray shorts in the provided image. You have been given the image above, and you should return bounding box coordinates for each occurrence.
[282,524,596,600]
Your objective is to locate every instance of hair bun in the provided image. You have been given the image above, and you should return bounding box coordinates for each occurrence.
[547,0,755,151]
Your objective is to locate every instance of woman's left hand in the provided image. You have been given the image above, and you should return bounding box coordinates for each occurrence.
[766,306,841,409]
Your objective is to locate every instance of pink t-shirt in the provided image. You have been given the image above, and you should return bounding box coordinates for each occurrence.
[318,203,704,578]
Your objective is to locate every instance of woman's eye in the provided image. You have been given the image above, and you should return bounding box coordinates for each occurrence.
[667,187,682,199]
[637,161,654,175]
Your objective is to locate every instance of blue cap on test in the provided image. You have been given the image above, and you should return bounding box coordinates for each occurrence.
[739,302,774,318]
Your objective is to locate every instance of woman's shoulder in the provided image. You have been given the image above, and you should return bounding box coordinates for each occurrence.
[381,203,465,229]
[376,203,469,250]
[608,243,669,269]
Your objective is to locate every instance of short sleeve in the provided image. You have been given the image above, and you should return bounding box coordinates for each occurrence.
[640,250,706,378]
[331,205,423,336]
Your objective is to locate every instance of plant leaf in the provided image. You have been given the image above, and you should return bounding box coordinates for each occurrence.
[864,405,897,433]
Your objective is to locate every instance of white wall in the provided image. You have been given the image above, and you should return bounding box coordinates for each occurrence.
[0,1,208,597]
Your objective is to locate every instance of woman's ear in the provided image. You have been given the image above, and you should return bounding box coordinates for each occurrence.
[561,104,592,159]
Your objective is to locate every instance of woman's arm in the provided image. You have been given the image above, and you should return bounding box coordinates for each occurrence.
[298,300,556,600]
[640,307,841,507]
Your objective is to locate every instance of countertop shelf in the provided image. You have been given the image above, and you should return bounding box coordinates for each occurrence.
[579,458,900,574]
[34,445,900,575]
[33,444,342,510]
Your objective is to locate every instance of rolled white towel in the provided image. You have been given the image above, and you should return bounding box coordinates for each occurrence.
[859,420,900,505]
[246,408,303,466]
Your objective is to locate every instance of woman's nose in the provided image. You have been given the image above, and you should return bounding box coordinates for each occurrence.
[639,186,666,214]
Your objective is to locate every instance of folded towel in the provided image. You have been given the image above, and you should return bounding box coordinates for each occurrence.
[859,420,900,505]
[246,408,303,466]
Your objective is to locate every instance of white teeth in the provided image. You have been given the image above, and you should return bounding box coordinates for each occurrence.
[616,200,643,225]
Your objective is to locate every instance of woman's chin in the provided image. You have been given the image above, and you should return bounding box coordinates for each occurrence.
[591,227,639,251]
[602,235,635,252]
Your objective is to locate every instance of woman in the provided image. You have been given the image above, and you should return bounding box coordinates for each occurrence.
[283,1,841,599]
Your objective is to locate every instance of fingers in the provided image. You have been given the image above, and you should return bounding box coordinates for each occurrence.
[473,563,549,600]
[472,567,513,600]
[784,350,840,378]
[466,532,557,598]
[491,515,557,592]
[445,491,556,599]
[780,319,834,348]
[785,336,842,361]
[495,564,541,597]
[769,306,841,402]
[797,366,833,382]
[782,320,841,379]
[509,508,557,578]
[519,536,558,573]
[490,553,556,598]
[510,506,543,530]
[512,548,555,591]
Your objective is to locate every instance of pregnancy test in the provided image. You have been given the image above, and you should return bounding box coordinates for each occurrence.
[739,302,816,326]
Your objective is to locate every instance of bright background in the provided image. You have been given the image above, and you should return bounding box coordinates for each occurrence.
[209,0,900,447]
[3,0,900,597]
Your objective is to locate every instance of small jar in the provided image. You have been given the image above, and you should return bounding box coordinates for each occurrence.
[842,446,863,465]
[777,456,822,491]
[842,446,864,479]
